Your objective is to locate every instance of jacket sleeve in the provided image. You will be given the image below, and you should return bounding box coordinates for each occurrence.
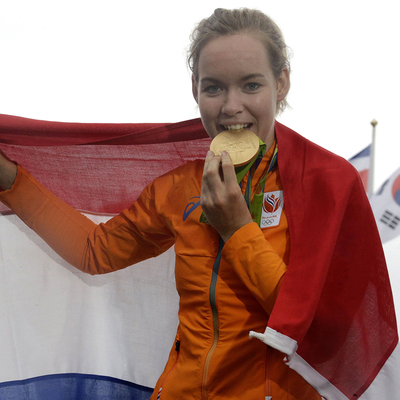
[0,165,175,274]
[221,222,287,315]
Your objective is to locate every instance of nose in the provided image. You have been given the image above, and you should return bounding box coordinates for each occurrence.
[221,90,244,116]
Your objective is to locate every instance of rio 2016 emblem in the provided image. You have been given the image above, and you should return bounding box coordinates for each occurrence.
[260,191,284,228]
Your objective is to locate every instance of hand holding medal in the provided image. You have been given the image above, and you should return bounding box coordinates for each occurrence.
[200,129,258,241]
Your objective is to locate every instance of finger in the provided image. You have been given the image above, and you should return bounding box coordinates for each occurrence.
[220,151,237,186]
[205,150,215,161]
[203,151,222,182]
[203,150,216,175]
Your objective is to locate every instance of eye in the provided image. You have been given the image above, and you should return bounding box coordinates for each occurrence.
[204,85,221,94]
[245,82,261,91]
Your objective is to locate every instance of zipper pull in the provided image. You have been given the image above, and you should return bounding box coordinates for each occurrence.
[175,340,180,352]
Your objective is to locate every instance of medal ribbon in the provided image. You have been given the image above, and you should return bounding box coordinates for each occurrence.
[244,143,278,226]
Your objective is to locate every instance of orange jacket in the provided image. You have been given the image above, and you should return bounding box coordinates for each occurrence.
[0,144,320,399]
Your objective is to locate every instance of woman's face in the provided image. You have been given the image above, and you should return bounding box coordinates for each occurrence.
[192,33,289,150]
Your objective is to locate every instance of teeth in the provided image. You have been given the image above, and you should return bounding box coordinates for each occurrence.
[223,124,250,131]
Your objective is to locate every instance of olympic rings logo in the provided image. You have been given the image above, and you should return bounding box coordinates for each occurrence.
[261,219,274,227]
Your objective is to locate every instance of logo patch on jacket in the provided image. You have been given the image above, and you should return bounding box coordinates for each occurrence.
[260,190,284,228]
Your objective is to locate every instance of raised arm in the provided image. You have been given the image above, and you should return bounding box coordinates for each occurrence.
[0,161,175,275]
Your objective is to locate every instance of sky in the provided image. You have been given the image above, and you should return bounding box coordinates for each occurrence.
[1,0,400,308]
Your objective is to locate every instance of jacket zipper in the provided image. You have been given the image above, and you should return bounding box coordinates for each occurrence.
[202,237,224,400]
[157,338,180,399]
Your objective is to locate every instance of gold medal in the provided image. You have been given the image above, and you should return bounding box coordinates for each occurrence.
[210,129,260,166]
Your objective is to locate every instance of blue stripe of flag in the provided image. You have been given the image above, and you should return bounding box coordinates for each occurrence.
[0,373,153,400]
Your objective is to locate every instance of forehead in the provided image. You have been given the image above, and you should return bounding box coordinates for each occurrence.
[198,33,271,79]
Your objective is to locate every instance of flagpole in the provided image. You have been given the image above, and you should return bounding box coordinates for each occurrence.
[368,119,377,197]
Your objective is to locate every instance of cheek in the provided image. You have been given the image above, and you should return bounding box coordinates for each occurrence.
[198,97,219,119]
[253,94,276,119]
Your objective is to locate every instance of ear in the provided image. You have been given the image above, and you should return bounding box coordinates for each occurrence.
[192,75,199,104]
[276,67,290,101]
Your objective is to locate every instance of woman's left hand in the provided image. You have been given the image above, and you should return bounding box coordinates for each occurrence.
[200,150,253,242]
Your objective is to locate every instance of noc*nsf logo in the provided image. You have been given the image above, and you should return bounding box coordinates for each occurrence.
[260,191,284,229]
[263,193,283,214]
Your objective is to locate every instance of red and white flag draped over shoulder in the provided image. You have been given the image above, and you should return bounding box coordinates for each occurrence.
[0,113,398,400]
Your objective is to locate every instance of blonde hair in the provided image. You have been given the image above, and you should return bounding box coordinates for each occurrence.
[188,8,291,113]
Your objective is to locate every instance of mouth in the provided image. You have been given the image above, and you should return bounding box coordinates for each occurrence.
[221,123,252,132]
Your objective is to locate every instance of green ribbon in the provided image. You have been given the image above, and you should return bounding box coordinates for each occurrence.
[246,143,278,226]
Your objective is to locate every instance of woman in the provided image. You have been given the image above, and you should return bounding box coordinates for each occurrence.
[0,8,396,400]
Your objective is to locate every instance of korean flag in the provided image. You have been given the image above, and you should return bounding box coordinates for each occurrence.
[370,166,400,243]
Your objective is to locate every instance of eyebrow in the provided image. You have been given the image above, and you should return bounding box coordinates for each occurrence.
[241,73,266,81]
[200,77,222,86]
[200,73,266,86]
